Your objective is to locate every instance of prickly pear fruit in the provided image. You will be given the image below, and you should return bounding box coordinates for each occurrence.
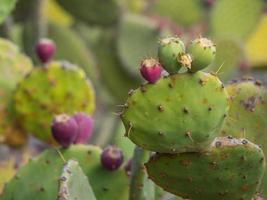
[101,146,124,171]
[14,61,95,145]
[73,112,93,144]
[158,36,185,74]
[188,37,216,72]
[35,38,56,63]
[57,160,96,200]
[1,145,129,200]
[140,58,162,83]
[121,71,229,153]
[146,136,265,200]
[51,114,78,147]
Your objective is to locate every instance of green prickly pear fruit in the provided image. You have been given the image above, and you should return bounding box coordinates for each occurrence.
[1,145,129,200]
[146,136,265,200]
[158,36,185,74]
[188,37,216,73]
[58,160,96,200]
[121,71,229,153]
[14,61,95,145]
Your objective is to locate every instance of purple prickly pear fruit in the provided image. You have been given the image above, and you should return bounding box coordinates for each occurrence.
[72,112,94,144]
[140,58,162,83]
[101,146,124,171]
[124,159,132,177]
[51,114,78,147]
[35,38,56,63]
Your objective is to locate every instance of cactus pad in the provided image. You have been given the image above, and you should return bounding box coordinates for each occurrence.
[0,38,33,145]
[220,79,267,155]
[146,137,265,200]
[56,0,120,26]
[121,71,229,153]
[1,145,128,200]
[14,61,95,144]
[211,0,263,39]
[57,160,96,200]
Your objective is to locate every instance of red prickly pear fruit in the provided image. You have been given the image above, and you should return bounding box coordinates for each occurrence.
[35,38,56,63]
[101,146,124,171]
[72,112,94,144]
[140,58,162,83]
[51,114,78,147]
[124,159,132,177]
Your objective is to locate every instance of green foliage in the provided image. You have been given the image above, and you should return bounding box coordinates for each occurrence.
[58,160,96,200]
[205,39,242,81]
[56,0,120,26]
[0,0,17,24]
[211,0,263,40]
[14,61,95,144]
[146,137,265,200]
[48,22,98,83]
[122,71,229,153]
[150,0,204,27]
[117,14,160,78]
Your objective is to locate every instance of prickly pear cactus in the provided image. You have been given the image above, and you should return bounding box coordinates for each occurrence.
[146,137,265,200]
[121,71,229,153]
[219,79,267,198]
[0,38,33,145]
[56,0,120,26]
[1,145,128,200]
[14,61,95,144]
[57,160,96,200]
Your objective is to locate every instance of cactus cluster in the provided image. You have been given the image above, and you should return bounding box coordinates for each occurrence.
[120,36,266,200]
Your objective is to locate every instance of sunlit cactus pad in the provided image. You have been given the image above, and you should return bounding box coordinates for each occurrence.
[14,61,95,144]
[146,137,265,200]
[121,71,229,153]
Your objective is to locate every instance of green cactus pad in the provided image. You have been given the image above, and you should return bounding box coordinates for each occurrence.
[219,79,267,198]
[14,61,95,144]
[56,0,120,26]
[0,38,33,145]
[1,145,128,200]
[158,37,185,74]
[117,14,161,79]
[188,38,216,73]
[58,160,96,200]
[48,22,98,83]
[211,0,263,40]
[220,79,267,155]
[121,71,229,153]
[150,0,204,27]
[146,137,265,200]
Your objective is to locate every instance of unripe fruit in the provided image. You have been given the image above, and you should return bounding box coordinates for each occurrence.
[51,114,78,147]
[177,53,192,69]
[35,38,56,63]
[101,146,124,171]
[188,37,216,72]
[158,37,185,74]
[140,58,162,83]
[73,112,93,144]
